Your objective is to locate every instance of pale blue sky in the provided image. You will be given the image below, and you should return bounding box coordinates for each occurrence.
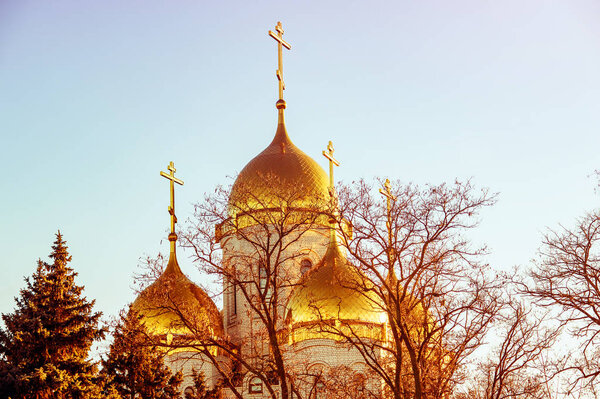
[1,0,599,319]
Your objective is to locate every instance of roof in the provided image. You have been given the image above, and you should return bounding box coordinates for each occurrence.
[229,109,330,215]
[286,236,384,327]
[132,252,224,342]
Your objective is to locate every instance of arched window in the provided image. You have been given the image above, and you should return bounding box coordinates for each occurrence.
[259,261,267,291]
[311,376,325,399]
[232,282,238,315]
[308,364,327,399]
[300,258,312,275]
[249,376,263,393]
[183,386,194,396]
[258,261,272,300]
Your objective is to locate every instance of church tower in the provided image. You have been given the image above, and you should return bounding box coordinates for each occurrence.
[217,21,337,393]
[220,21,333,337]
[132,21,389,398]
[133,162,224,392]
[215,22,385,398]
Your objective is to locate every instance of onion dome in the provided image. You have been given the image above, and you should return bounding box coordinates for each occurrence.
[134,162,223,346]
[229,106,330,214]
[132,246,223,344]
[286,235,385,343]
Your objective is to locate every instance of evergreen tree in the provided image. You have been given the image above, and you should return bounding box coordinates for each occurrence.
[101,308,182,399]
[0,231,104,398]
[184,370,221,399]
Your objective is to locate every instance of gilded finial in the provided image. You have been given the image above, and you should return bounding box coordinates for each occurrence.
[322,140,340,197]
[379,179,396,239]
[160,161,184,254]
[269,21,291,108]
[379,179,396,204]
[379,179,397,281]
[322,141,340,242]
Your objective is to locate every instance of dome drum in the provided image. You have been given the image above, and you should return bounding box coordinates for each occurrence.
[215,210,353,242]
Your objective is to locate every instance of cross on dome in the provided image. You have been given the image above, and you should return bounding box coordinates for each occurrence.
[379,179,396,238]
[269,21,291,106]
[379,179,396,203]
[379,179,397,280]
[160,161,184,250]
[322,140,340,195]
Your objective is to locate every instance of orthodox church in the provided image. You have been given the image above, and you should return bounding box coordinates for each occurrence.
[133,22,388,398]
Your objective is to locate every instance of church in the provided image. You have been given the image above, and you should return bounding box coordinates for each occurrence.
[132,22,391,399]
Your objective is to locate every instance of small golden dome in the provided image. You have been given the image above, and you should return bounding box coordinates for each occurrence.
[132,254,223,342]
[286,238,384,328]
[229,110,329,213]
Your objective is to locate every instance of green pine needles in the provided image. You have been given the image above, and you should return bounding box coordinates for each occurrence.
[0,231,105,399]
[100,308,183,399]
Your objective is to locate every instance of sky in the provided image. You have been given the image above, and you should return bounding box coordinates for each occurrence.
[1,0,599,321]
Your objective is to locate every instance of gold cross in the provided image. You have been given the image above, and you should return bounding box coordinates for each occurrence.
[269,21,291,101]
[379,179,397,264]
[160,161,184,238]
[379,179,397,204]
[322,141,340,196]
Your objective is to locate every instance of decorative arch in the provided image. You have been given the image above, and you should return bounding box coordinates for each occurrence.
[296,247,319,276]
[306,363,328,399]
[248,375,263,394]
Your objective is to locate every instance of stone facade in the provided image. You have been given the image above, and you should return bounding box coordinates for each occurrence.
[159,99,387,397]
[163,216,386,398]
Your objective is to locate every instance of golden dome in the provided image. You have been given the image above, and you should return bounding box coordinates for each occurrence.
[229,109,330,213]
[286,237,384,329]
[132,253,223,342]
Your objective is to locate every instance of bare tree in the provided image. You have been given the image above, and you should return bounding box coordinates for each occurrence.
[314,178,503,399]
[133,253,168,293]
[524,210,600,397]
[454,296,560,399]
[292,365,380,399]
[135,175,571,399]
[179,176,332,399]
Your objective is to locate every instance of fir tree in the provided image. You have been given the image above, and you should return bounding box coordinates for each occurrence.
[184,370,221,399]
[101,308,182,399]
[0,231,104,398]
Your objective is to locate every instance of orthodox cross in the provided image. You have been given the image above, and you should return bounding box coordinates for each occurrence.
[379,179,397,266]
[379,179,396,215]
[269,21,291,101]
[322,141,340,196]
[160,161,184,240]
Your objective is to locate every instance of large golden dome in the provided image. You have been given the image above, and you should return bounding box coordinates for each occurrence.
[286,237,384,337]
[132,253,223,342]
[229,110,329,213]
